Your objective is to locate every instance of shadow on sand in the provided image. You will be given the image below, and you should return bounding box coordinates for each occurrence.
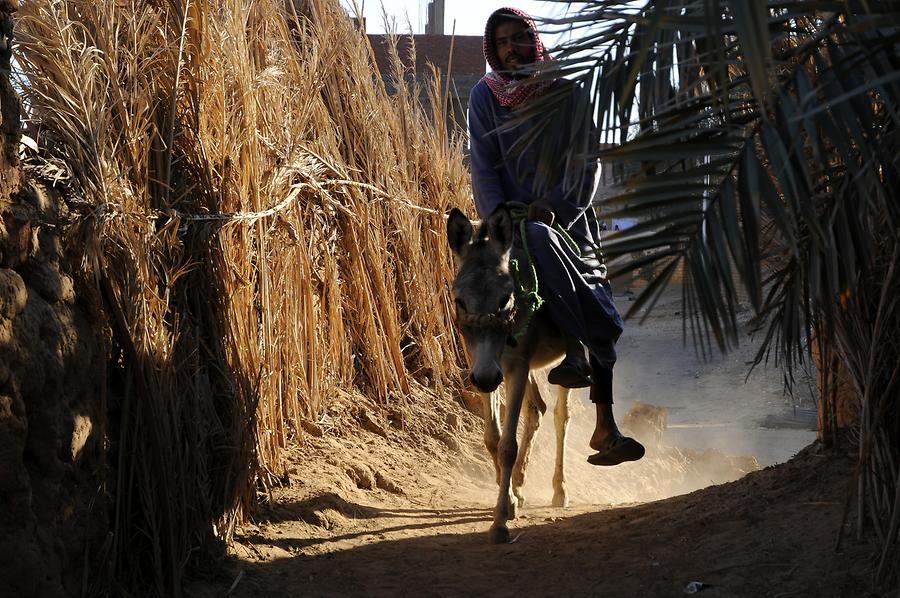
[219,447,878,598]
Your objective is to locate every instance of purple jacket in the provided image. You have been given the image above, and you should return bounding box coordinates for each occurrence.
[468,79,603,249]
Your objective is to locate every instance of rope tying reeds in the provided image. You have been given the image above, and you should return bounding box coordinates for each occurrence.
[170,159,440,223]
[27,147,439,225]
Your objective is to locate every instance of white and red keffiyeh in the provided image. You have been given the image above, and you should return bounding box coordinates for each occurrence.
[481,7,553,108]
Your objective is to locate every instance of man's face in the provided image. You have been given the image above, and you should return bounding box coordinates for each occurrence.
[494,20,535,72]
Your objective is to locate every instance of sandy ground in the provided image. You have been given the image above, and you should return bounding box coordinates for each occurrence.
[190,287,883,598]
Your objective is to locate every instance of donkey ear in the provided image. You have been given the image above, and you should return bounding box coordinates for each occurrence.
[447,208,473,258]
[487,205,514,254]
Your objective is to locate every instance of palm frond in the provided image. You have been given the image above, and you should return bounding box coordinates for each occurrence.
[526,1,900,584]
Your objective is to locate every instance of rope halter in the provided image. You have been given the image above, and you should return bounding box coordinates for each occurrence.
[454,301,517,336]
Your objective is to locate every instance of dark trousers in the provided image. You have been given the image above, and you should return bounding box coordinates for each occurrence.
[523,222,620,404]
[590,358,614,405]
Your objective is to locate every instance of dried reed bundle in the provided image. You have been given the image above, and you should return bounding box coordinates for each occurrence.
[16,0,470,593]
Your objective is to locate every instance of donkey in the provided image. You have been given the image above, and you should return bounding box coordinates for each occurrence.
[447,205,572,544]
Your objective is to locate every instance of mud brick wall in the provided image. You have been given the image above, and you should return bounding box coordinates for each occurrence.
[0,4,108,596]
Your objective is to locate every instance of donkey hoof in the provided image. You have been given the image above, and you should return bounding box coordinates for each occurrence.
[551,492,569,508]
[489,525,510,544]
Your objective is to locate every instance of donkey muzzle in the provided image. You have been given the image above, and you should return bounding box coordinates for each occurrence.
[470,368,503,393]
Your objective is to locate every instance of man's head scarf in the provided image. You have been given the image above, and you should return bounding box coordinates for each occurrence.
[481,7,553,108]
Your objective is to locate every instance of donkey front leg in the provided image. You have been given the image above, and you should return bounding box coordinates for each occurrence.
[512,373,547,511]
[490,363,529,544]
[482,390,502,484]
[551,387,571,508]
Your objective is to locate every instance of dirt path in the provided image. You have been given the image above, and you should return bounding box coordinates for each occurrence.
[194,289,880,597]
[208,446,874,598]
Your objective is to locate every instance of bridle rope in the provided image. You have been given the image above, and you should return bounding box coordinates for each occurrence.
[504,201,581,341]
[453,202,595,344]
[454,305,516,332]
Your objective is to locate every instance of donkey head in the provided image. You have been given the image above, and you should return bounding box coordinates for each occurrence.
[447,207,516,393]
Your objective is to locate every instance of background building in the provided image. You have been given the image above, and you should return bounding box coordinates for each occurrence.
[366,0,484,135]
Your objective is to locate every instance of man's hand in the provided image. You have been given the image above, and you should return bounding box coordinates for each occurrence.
[527,201,555,226]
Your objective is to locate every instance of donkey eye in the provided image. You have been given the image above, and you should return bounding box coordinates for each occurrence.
[455,297,467,312]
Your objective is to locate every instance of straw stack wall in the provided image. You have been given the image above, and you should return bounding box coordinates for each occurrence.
[16,0,471,593]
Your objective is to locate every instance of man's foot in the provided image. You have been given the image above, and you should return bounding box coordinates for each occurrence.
[547,358,593,388]
[586,432,645,466]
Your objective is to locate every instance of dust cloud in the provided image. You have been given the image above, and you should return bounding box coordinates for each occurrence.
[517,385,763,506]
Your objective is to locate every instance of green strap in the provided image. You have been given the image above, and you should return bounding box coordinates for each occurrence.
[504,201,582,340]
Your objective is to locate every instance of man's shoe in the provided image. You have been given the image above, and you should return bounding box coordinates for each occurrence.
[548,359,593,388]
[587,434,645,466]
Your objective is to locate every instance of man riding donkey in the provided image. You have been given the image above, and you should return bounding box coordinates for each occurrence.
[467,6,644,467]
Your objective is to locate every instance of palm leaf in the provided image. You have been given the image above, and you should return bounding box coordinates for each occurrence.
[526,0,900,579]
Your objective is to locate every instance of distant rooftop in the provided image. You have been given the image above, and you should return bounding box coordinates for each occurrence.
[366,35,485,78]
